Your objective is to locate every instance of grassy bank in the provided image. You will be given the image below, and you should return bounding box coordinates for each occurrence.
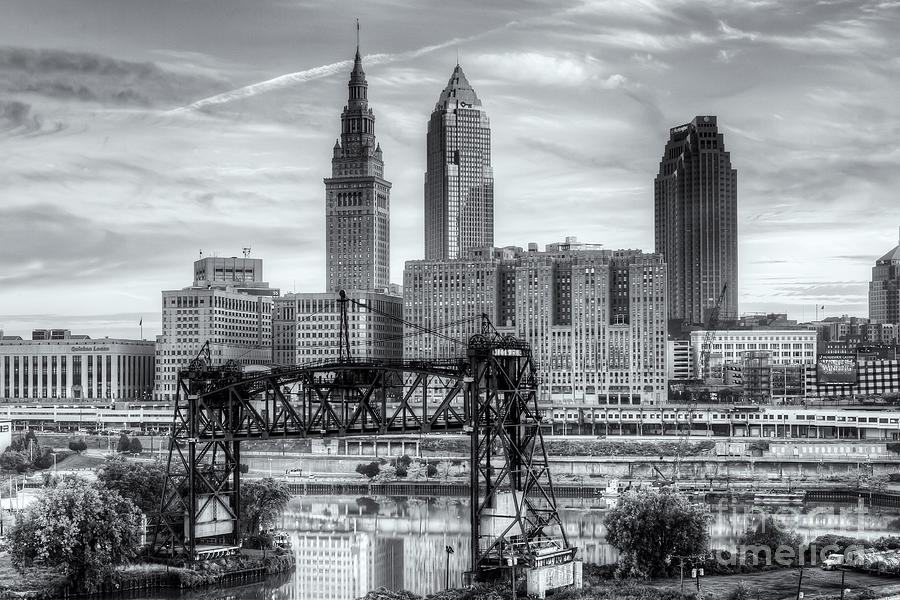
[0,549,294,599]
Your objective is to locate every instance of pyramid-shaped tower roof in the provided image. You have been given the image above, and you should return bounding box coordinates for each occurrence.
[876,227,900,264]
[435,64,482,111]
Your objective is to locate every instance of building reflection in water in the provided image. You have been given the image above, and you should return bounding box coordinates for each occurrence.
[277,495,900,600]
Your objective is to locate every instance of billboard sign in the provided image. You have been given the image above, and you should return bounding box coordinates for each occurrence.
[817,354,857,384]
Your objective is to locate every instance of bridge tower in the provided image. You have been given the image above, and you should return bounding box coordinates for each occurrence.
[466,320,579,591]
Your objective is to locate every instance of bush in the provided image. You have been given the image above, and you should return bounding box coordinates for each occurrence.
[32,448,56,470]
[68,440,88,453]
[426,462,438,477]
[874,536,900,550]
[116,434,131,453]
[129,437,143,454]
[726,581,751,600]
[356,461,382,479]
[808,534,871,556]
[373,465,397,483]
[0,450,30,473]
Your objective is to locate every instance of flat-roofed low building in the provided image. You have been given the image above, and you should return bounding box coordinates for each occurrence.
[689,328,817,379]
[0,334,155,401]
[804,358,900,399]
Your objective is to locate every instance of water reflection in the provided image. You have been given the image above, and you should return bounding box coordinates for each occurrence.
[132,496,900,600]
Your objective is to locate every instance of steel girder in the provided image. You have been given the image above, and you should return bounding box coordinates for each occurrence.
[467,333,574,576]
[150,359,470,560]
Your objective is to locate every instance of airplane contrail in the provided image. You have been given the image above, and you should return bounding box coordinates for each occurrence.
[166,35,480,115]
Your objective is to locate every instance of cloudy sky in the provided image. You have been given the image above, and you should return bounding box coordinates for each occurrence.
[1,0,898,340]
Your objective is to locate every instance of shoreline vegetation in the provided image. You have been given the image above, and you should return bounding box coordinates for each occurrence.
[0,550,295,599]
[0,429,296,599]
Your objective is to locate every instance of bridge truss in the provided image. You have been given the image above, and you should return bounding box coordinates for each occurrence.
[150,307,574,581]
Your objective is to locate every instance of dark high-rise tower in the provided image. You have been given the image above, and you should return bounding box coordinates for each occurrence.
[655,115,738,325]
[424,64,493,261]
[869,227,900,325]
[325,40,391,292]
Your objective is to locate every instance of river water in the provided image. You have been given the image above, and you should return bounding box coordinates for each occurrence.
[128,494,900,600]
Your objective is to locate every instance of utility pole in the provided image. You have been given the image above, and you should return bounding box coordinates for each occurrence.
[840,570,846,600]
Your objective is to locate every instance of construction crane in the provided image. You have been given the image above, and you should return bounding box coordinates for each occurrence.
[699,283,728,383]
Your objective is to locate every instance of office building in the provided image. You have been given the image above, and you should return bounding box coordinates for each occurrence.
[272,291,402,364]
[655,116,738,325]
[403,246,511,360]
[325,43,391,293]
[424,64,493,260]
[404,238,668,404]
[0,332,154,401]
[688,329,817,379]
[870,227,900,326]
[154,255,279,401]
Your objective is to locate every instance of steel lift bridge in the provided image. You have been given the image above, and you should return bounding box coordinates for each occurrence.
[150,291,578,587]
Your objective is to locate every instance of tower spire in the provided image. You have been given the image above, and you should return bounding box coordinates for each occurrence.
[356,18,360,60]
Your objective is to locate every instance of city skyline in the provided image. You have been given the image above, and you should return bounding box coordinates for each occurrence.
[1,0,899,339]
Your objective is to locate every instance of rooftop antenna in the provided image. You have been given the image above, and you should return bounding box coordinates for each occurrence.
[457,47,460,66]
[242,247,251,258]
[356,18,360,52]
[199,249,203,258]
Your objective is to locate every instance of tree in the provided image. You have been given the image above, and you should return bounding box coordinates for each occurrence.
[239,478,291,542]
[116,433,131,453]
[8,478,142,593]
[740,515,802,566]
[0,450,30,473]
[129,437,143,454]
[395,454,413,477]
[95,455,166,515]
[604,488,710,578]
[7,430,41,460]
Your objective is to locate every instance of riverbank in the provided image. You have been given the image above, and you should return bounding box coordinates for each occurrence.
[357,566,897,600]
[0,549,294,599]
[275,477,900,509]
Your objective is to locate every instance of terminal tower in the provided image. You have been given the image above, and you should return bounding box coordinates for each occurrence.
[324,38,392,293]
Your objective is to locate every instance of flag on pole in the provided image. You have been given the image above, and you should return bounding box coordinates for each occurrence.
[139,317,142,327]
